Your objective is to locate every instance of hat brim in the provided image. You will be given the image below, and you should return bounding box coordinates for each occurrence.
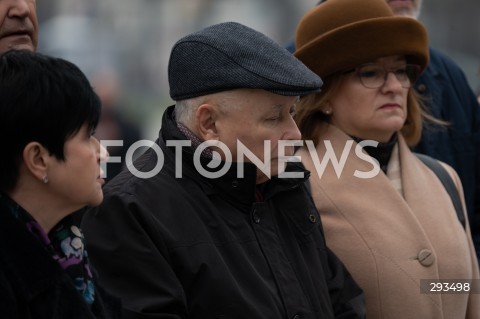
[294,17,429,78]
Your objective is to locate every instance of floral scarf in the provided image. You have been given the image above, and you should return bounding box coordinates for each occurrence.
[0,194,95,305]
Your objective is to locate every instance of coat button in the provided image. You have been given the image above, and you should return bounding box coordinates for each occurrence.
[252,210,260,224]
[418,249,435,267]
[416,83,427,94]
[292,314,301,319]
[308,214,316,223]
[231,180,239,188]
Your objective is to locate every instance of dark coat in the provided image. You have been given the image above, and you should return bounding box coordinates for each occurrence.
[0,201,121,319]
[413,48,480,259]
[82,105,365,319]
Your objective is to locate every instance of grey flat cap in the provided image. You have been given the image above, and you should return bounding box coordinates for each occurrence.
[168,22,322,100]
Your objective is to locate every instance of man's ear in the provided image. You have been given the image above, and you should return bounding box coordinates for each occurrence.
[22,142,50,182]
[195,103,220,141]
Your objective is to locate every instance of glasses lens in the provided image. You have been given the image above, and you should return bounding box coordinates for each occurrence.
[393,67,411,88]
[357,65,384,88]
[392,65,421,88]
[356,64,421,88]
[405,64,421,84]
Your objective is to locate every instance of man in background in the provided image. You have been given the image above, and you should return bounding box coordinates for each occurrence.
[0,0,38,52]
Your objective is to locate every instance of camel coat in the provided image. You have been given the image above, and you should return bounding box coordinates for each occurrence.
[297,124,479,319]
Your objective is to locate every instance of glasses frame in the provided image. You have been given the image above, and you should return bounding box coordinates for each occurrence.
[345,63,421,89]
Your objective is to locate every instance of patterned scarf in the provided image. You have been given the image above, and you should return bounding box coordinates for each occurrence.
[0,195,95,305]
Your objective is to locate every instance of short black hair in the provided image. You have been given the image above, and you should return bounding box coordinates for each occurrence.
[0,50,101,192]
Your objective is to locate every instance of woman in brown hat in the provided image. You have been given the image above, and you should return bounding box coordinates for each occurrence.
[293,0,480,318]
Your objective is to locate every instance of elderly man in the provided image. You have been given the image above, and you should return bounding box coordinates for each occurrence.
[82,22,365,319]
[0,0,38,52]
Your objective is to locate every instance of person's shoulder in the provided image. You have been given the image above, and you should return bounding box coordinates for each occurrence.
[103,147,177,196]
[428,47,466,75]
[437,160,463,187]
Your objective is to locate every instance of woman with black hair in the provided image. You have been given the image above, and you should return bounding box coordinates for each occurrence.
[0,50,120,319]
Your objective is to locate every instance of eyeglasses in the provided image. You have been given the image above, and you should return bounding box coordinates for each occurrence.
[346,63,421,89]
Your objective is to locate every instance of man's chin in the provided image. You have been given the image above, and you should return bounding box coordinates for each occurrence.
[10,43,35,51]
[0,40,36,53]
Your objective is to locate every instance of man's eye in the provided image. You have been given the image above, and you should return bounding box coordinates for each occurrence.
[267,116,280,121]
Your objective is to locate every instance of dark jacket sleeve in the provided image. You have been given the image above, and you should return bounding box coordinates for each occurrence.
[82,193,188,319]
[325,247,366,319]
[303,180,366,318]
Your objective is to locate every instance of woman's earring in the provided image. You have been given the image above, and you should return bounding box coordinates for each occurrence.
[42,175,49,184]
[324,109,332,115]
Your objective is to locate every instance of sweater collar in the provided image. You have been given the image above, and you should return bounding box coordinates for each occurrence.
[352,133,398,173]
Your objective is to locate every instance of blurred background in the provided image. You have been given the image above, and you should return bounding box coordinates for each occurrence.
[37,0,480,141]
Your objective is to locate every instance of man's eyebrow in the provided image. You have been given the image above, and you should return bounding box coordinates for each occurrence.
[272,97,299,110]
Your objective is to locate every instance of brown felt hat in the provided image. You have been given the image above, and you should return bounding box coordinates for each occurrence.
[294,0,429,78]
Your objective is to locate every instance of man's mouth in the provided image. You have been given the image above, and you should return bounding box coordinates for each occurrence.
[4,30,31,38]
